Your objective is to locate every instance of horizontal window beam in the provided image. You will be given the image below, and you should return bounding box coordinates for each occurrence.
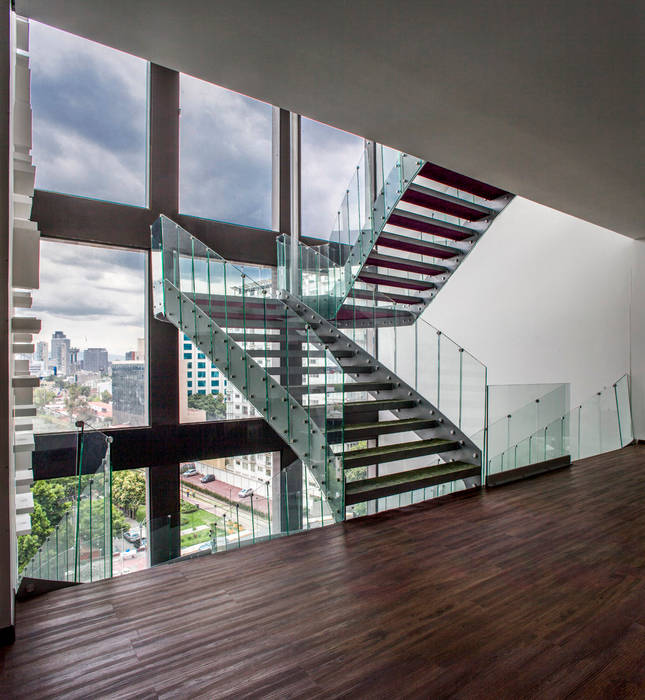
[32,418,295,480]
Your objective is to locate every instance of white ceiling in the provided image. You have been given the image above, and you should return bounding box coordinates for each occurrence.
[17,0,645,238]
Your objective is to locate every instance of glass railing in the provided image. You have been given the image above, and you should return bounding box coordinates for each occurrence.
[488,374,633,476]
[471,383,569,466]
[148,458,334,561]
[152,215,346,520]
[334,286,487,444]
[277,144,425,317]
[19,423,113,583]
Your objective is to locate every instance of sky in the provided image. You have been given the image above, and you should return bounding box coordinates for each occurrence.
[28,20,366,358]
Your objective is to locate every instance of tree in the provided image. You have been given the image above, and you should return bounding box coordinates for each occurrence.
[187,392,227,420]
[101,390,112,403]
[34,387,56,408]
[112,470,146,517]
[17,502,53,572]
[64,384,94,423]
[31,480,70,525]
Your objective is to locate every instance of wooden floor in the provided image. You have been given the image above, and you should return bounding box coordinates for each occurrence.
[3,446,645,699]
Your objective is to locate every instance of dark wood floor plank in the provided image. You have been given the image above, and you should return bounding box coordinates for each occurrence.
[2,446,645,697]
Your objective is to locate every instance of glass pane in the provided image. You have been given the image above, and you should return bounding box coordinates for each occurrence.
[28,241,147,432]
[30,21,147,206]
[179,75,272,229]
[301,117,365,240]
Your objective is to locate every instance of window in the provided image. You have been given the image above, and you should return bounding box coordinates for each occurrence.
[187,371,192,378]
[30,22,148,207]
[301,117,366,240]
[183,353,191,360]
[197,371,206,378]
[197,362,206,369]
[179,75,273,229]
[187,362,192,369]
[197,380,206,387]
[187,381,192,387]
[184,343,192,351]
[29,241,147,433]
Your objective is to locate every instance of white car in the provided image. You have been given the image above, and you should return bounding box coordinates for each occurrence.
[238,488,254,498]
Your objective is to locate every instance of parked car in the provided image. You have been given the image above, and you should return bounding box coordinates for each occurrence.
[200,474,215,484]
[238,488,254,498]
[183,468,198,477]
[123,530,141,545]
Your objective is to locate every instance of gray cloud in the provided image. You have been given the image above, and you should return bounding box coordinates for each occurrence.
[30,21,147,207]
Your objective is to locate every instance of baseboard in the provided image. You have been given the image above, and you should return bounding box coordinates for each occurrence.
[0,624,15,646]
[486,455,571,488]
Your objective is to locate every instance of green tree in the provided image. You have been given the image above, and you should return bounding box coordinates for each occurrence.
[17,502,53,572]
[31,480,70,525]
[101,390,112,403]
[65,384,94,422]
[187,392,226,420]
[112,470,146,517]
[34,387,56,408]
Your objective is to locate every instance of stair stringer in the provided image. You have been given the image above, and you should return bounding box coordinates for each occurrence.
[157,279,344,521]
[280,292,482,475]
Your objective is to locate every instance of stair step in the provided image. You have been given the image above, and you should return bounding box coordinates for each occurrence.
[345,462,481,505]
[343,398,417,415]
[348,287,424,306]
[343,438,460,468]
[266,364,376,377]
[402,182,492,221]
[366,252,450,276]
[329,417,439,442]
[388,208,476,241]
[357,270,436,291]
[336,304,417,326]
[419,162,508,200]
[246,349,354,359]
[289,381,395,396]
[376,231,462,259]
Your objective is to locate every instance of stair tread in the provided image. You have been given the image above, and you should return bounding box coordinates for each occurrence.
[346,462,479,495]
[388,209,476,241]
[419,162,508,200]
[402,182,492,220]
[357,270,436,290]
[343,417,438,432]
[376,231,462,259]
[344,438,459,464]
[366,252,450,275]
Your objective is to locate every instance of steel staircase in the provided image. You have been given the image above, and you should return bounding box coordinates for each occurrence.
[152,215,481,523]
[278,148,513,325]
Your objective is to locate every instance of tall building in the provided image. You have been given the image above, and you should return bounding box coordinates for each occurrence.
[83,347,108,373]
[125,351,136,361]
[34,341,47,373]
[111,361,146,426]
[135,337,145,361]
[49,331,70,376]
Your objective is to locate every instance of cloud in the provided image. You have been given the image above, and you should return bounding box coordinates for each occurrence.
[30,21,147,206]
[32,240,146,357]
[301,118,366,240]
[179,75,273,229]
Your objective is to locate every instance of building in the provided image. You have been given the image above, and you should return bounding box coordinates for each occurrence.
[0,3,643,696]
[49,330,70,376]
[82,347,108,373]
[124,350,135,361]
[111,361,145,426]
[34,341,47,372]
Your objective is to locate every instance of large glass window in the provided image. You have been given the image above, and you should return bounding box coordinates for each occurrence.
[179,75,273,229]
[29,240,147,433]
[301,117,365,240]
[30,21,148,206]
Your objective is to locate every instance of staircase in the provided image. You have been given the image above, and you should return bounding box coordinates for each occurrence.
[152,215,482,522]
[278,146,513,325]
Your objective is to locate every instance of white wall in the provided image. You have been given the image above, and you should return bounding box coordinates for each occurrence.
[629,240,645,440]
[422,197,633,409]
